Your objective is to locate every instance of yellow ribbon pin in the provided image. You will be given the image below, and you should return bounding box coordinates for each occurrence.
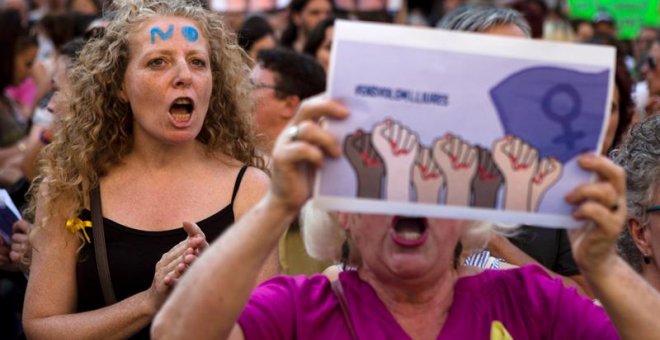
[66,218,93,243]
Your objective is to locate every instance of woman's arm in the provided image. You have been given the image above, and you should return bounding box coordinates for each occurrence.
[567,155,660,339]
[23,184,207,339]
[152,98,348,340]
[587,256,660,339]
[488,234,591,296]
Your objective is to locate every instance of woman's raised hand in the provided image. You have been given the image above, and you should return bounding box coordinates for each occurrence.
[269,96,348,212]
[10,219,31,273]
[565,154,627,276]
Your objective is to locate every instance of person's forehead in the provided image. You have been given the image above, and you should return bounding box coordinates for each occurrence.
[131,16,207,46]
[305,0,330,11]
[252,65,277,82]
[650,42,660,55]
[481,23,527,38]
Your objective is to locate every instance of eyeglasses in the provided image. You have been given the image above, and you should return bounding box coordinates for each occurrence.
[647,56,657,71]
[647,205,660,213]
[253,83,279,90]
[249,78,281,92]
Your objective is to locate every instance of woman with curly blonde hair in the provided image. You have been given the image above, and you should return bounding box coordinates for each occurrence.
[23,0,276,338]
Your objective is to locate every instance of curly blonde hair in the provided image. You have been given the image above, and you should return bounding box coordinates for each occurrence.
[29,0,264,239]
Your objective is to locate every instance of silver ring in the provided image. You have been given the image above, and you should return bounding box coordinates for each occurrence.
[286,125,300,141]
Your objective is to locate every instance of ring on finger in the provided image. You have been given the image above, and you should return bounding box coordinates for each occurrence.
[286,125,301,141]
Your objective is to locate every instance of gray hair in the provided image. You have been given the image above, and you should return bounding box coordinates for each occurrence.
[437,4,531,37]
[612,116,660,272]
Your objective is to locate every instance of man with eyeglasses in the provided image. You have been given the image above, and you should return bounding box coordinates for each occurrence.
[250,47,328,276]
[251,47,326,155]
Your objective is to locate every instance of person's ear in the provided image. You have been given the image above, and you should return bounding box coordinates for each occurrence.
[118,84,128,103]
[281,95,301,119]
[628,218,653,256]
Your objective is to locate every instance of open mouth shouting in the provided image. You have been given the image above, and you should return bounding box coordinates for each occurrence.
[169,97,195,124]
[391,216,429,247]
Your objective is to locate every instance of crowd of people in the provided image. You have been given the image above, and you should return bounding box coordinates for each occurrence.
[0,0,659,339]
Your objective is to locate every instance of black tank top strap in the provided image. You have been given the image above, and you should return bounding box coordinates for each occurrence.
[230,165,248,205]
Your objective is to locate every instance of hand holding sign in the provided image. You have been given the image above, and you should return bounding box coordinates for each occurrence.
[9,219,30,273]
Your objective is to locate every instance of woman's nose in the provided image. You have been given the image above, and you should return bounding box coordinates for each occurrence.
[174,61,192,88]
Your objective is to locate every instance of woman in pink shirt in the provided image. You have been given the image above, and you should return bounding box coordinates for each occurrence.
[155,5,660,339]
[153,90,660,338]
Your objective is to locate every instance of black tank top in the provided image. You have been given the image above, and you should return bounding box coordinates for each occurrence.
[75,166,248,339]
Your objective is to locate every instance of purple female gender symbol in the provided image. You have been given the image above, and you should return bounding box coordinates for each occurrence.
[541,83,586,150]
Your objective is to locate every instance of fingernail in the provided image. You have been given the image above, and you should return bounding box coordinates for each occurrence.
[581,153,597,160]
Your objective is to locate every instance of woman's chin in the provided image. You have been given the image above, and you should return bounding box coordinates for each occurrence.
[161,130,202,144]
[385,255,438,279]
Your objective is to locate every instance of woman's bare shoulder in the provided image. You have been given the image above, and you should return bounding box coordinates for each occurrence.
[232,166,270,218]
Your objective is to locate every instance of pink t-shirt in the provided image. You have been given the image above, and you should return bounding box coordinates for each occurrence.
[238,265,618,339]
[6,77,37,108]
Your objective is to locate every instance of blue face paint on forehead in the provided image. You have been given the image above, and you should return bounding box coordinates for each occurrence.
[150,24,174,44]
[181,26,199,42]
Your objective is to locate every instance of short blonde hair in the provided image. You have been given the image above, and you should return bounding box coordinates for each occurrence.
[300,201,345,262]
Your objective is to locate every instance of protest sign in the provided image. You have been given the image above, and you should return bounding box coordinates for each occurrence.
[313,20,615,228]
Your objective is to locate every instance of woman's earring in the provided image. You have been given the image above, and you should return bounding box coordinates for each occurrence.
[341,239,350,271]
[643,256,652,264]
[453,241,463,269]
